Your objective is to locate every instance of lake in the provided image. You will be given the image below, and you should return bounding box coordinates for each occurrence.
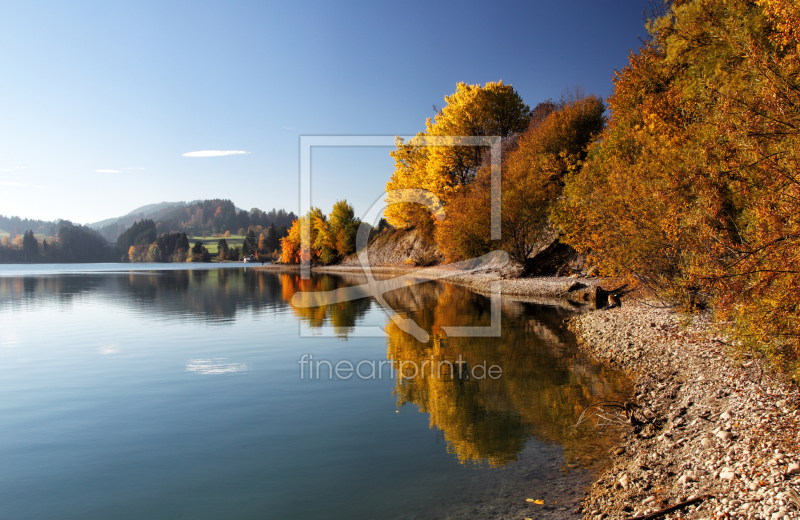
[0,264,632,519]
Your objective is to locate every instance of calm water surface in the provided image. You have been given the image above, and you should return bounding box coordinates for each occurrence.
[0,265,632,519]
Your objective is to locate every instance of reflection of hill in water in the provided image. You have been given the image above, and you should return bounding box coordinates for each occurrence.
[0,271,369,326]
[1,270,632,469]
[0,270,372,328]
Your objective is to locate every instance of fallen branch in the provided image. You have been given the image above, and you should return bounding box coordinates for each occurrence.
[631,494,710,520]
[571,400,642,436]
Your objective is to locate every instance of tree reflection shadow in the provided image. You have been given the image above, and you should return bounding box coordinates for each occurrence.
[1,269,632,469]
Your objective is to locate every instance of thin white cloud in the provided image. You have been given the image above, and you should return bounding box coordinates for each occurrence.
[14,167,26,169]
[0,168,12,172]
[0,181,24,187]
[96,169,121,173]
[124,167,146,170]
[182,150,249,157]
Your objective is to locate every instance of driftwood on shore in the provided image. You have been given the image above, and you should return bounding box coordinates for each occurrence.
[630,494,710,520]
[593,284,629,308]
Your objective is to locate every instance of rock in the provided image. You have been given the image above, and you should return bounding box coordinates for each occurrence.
[613,447,625,456]
[566,281,587,293]
[719,467,736,480]
[716,430,733,441]
[642,496,656,506]
[619,475,630,490]
[721,410,733,421]
[787,462,800,475]
[701,438,712,449]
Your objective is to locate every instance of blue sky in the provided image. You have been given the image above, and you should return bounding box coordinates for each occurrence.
[0,0,653,225]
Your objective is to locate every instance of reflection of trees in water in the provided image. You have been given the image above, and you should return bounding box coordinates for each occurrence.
[0,270,373,329]
[0,275,111,308]
[3,270,632,469]
[1,270,285,322]
[385,281,633,469]
[114,270,299,322]
[279,273,371,337]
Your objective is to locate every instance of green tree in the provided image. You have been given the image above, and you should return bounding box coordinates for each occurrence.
[242,230,257,256]
[22,230,38,260]
[192,240,204,256]
[218,238,229,261]
[265,224,280,253]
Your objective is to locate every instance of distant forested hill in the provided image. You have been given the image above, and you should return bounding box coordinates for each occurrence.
[87,201,187,231]
[89,202,189,242]
[94,199,296,243]
[2,199,297,246]
[0,215,58,238]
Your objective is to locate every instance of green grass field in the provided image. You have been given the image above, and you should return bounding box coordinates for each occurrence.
[189,235,246,256]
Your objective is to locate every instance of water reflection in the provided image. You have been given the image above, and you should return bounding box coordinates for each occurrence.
[382,282,633,468]
[0,270,368,327]
[279,273,372,336]
[286,275,632,470]
[0,268,631,471]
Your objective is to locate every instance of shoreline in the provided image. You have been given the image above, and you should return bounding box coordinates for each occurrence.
[260,263,800,519]
[569,302,800,520]
[259,262,606,306]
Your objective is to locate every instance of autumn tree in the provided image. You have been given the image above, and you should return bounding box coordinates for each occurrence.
[279,203,360,264]
[280,220,301,264]
[328,200,360,257]
[385,81,531,235]
[437,96,605,264]
[280,207,326,264]
[555,0,800,374]
[147,244,161,262]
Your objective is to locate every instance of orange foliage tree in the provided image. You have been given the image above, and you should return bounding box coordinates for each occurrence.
[437,95,605,264]
[555,0,800,374]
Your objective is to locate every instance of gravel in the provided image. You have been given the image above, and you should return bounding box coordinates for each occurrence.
[569,301,800,520]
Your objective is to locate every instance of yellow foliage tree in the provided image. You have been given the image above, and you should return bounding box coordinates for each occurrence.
[385,82,530,235]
